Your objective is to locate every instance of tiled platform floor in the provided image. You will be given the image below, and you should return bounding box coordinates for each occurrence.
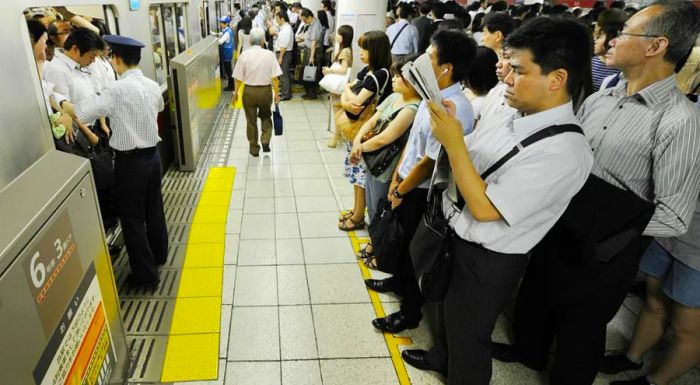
[175,94,700,385]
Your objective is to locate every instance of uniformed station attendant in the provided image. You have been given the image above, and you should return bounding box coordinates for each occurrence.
[63,35,168,287]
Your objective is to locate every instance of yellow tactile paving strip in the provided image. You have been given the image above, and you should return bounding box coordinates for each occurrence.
[160,167,235,383]
[348,231,413,385]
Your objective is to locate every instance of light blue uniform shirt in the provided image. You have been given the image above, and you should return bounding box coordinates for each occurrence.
[387,19,419,55]
[398,82,474,188]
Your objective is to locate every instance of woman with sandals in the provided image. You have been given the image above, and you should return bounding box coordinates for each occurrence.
[349,55,421,267]
[336,30,393,232]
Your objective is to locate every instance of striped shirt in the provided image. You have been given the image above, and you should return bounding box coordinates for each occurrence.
[591,56,619,92]
[74,69,164,151]
[577,75,700,237]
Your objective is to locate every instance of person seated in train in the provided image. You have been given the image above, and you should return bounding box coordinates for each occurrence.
[348,55,421,269]
[495,2,700,385]
[365,29,476,334]
[61,34,169,287]
[336,30,394,233]
[401,17,594,385]
[231,28,282,157]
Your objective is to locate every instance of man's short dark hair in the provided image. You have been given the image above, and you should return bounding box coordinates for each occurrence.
[596,9,628,30]
[276,11,289,23]
[430,29,477,83]
[26,19,47,46]
[420,2,432,15]
[301,8,314,18]
[645,0,700,65]
[491,1,508,13]
[467,46,499,96]
[431,2,446,19]
[63,27,105,55]
[396,3,412,19]
[110,45,141,66]
[482,12,515,38]
[609,0,626,9]
[505,17,593,97]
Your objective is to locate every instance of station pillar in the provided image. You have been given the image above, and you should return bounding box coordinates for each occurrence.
[335,0,389,76]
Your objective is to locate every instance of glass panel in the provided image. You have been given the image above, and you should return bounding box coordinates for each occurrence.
[175,4,187,52]
[104,5,119,35]
[162,5,178,64]
[215,1,222,32]
[149,6,167,86]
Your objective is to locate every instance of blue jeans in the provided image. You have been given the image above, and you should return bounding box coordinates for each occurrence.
[365,173,390,225]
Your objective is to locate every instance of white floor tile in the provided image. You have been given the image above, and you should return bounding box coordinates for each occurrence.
[286,140,319,152]
[274,179,295,197]
[272,165,293,179]
[302,237,356,264]
[275,213,300,239]
[222,265,237,305]
[292,178,333,197]
[220,305,232,359]
[298,212,349,238]
[227,307,280,361]
[233,266,277,306]
[313,303,389,358]
[276,238,305,265]
[320,358,396,385]
[277,265,310,305]
[307,264,369,304]
[295,196,340,213]
[224,361,280,385]
[245,180,275,198]
[226,209,243,234]
[240,214,275,240]
[274,197,296,213]
[279,305,318,359]
[229,192,244,210]
[237,239,276,266]
[289,163,327,179]
[224,234,239,265]
[243,197,275,214]
[281,360,322,385]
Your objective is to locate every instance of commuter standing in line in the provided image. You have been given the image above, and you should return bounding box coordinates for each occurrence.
[387,2,420,62]
[62,35,169,287]
[412,2,433,54]
[299,8,323,99]
[217,16,235,91]
[494,2,700,385]
[273,11,294,101]
[401,18,594,385]
[232,28,282,157]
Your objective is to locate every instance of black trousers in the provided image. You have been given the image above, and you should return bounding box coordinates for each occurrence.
[222,60,233,90]
[427,240,528,385]
[391,188,428,321]
[512,236,651,385]
[278,51,292,98]
[114,148,168,282]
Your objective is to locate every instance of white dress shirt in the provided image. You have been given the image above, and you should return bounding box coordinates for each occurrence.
[479,82,516,122]
[274,23,294,52]
[43,50,98,103]
[233,46,282,86]
[386,19,419,55]
[444,102,594,254]
[89,55,116,94]
[74,69,164,151]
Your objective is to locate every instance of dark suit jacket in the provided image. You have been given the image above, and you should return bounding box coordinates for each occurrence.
[412,16,432,53]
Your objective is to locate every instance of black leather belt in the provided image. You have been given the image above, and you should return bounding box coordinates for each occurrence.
[114,146,156,155]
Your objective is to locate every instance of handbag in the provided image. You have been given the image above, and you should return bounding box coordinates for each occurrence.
[303,64,318,82]
[410,124,586,302]
[335,69,389,141]
[273,103,283,136]
[368,198,404,274]
[362,103,418,177]
[319,69,350,95]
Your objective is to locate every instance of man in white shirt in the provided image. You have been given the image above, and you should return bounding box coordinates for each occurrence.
[478,49,516,123]
[273,11,294,100]
[401,18,594,385]
[387,2,420,61]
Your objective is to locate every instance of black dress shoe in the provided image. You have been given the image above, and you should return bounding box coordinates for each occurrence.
[492,342,546,372]
[599,353,643,375]
[372,311,420,333]
[402,350,446,376]
[364,278,396,293]
[262,144,271,152]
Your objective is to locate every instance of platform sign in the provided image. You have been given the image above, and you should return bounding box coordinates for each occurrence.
[33,263,116,385]
[24,211,84,337]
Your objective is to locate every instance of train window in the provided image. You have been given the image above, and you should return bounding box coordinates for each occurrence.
[175,4,188,53]
[162,5,178,63]
[215,1,222,32]
[200,1,210,39]
[149,6,167,86]
[103,5,119,35]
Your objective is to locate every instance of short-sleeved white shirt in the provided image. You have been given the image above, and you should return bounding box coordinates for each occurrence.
[233,46,282,86]
[444,102,594,254]
[43,51,98,104]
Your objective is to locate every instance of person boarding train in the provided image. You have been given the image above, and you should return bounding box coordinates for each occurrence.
[63,35,168,287]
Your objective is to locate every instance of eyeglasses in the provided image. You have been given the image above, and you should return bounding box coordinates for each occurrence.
[612,30,663,40]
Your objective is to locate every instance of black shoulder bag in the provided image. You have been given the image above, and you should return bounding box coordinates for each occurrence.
[362,103,419,177]
[410,124,584,302]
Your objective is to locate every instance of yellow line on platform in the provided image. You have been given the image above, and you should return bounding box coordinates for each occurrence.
[160,167,235,383]
[348,231,413,385]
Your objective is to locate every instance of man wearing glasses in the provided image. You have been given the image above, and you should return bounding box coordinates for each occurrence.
[494,2,700,385]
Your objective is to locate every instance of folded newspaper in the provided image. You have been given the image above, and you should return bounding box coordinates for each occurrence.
[401,52,444,107]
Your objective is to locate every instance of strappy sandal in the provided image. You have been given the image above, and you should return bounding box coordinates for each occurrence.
[356,244,374,260]
[338,216,366,231]
[362,254,379,270]
[338,209,354,221]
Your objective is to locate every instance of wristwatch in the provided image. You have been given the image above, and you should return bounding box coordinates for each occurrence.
[392,187,404,199]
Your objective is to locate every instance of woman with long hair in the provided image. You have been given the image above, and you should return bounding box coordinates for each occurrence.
[324,24,353,148]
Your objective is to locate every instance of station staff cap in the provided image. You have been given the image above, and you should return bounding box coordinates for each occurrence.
[103,34,146,49]
[218,16,231,23]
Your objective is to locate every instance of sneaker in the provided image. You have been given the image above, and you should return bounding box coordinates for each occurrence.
[611,376,651,385]
[262,144,270,152]
[599,353,643,375]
